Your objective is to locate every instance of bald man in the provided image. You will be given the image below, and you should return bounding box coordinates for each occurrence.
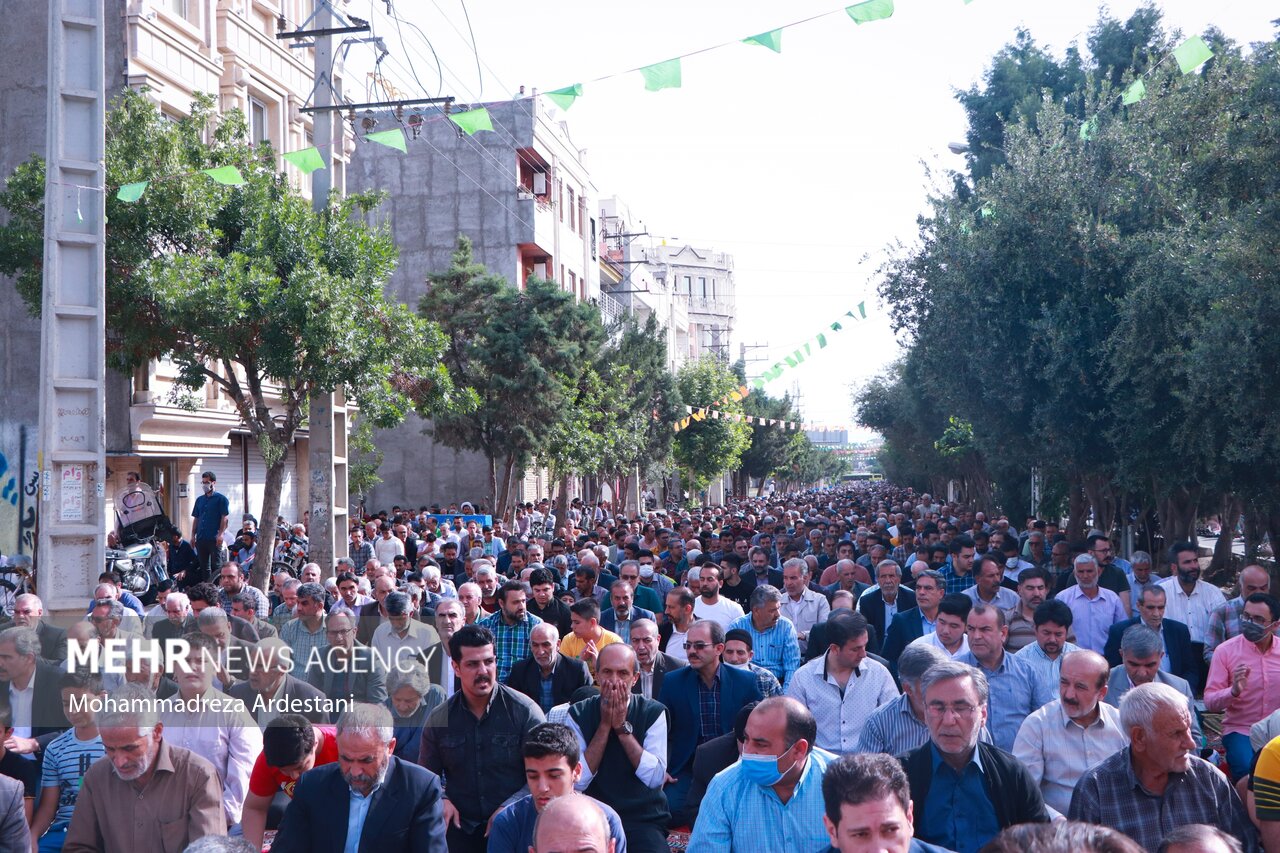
[1205,564,1271,663]
[1012,650,1129,817]
[533,793,616,853]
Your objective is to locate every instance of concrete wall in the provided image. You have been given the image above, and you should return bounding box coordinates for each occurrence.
[0,1,130,559]
[349,102,537,512]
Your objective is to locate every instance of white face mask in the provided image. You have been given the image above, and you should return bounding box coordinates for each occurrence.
[202,482,214,494]
[639,566,655,580]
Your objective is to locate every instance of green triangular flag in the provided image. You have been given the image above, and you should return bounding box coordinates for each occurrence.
[545,84,583,111]
[1079,117,1097,140]
[846,0,894,24]
[448,108,493,136]
[202,165,245,186]
[283,147,325,173]
[639,59,681,92]
[743,29,783,52]
[1171,36,1213,74]
[366,128,408,151]
[1121,79,1146,105]
[116,181,148,202]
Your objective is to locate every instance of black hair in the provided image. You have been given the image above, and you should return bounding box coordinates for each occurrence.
[1033,599,1074,629]
[263,714,316,767]
[522,722,581,766]
[448,624,495,663]
[937,593,972,621]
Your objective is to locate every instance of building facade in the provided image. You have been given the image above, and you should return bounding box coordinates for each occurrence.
[643,243,736,363]
[348,95,600,510]
[0,0,342,588]
[597,195,689,374]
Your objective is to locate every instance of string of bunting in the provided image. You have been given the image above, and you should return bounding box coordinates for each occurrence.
[102,2,1217,225]
[673,404,853,435]
[752,300,868,390]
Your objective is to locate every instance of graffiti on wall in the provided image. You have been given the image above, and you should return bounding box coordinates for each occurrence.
[0,425,37,557]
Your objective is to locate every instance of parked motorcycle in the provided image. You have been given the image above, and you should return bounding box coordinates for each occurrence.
[109,482,177,604]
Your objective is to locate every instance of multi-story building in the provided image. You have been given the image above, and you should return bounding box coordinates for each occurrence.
[597,195,688,373]
[347,96,599,508]
[0,0,342,581]
[642,243,737,363]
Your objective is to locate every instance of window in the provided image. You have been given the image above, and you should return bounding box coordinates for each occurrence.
[568,187,576,232]
[558,180,564,222]
[168,0,190,19]
[682,275,692,294]
[249,98,268,145]
[699,276,708,298]
[560,264,566,285]
[569,271,577,296]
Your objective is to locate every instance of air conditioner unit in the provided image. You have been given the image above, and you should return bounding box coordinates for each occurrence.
[517,189,534,200]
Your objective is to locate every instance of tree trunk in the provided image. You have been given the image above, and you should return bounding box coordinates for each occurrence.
[1155,483,1201,549]
[495,454,517,524]
[1244,503,1266,564]
[1066,481,1088,542]
[487,454,499,522]
[249,441,288,592]
[555,474,571,540]
[1081,474,1118,539]
[1208,494,1242,578]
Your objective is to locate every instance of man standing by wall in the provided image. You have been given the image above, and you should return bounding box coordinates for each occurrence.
[188,471,228,589]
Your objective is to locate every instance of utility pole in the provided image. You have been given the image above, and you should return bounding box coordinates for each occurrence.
[37,0,107,613]
[303,0,344,576]
[283,5,451,575]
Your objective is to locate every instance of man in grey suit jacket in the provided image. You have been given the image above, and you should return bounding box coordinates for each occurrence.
[226,637,330,723]
[630,618,683,700]
[8,595,68,663]
[1105,623,1202,743]
[0,775,28,851]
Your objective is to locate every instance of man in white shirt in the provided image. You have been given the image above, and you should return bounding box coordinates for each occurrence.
[907,594,970,660]
[780,558,830,654]
[1159,541,1226,692]
[692,566,745,629]
[370,592,440,671]
[786,612,897,753]
[1012,650,1128,817]
[373,523,404,567]
[158,632,263,832]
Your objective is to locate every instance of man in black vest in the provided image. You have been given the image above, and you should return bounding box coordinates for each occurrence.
[566,642,670,852]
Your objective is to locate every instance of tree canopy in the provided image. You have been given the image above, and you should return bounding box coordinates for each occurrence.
[860,10,1280,564]
[0,89,458,588]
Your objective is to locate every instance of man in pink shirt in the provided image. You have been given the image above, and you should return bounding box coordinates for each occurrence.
[1205,592,1280,780]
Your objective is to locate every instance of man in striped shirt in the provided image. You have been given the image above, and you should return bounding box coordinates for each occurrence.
[727,585,801,690]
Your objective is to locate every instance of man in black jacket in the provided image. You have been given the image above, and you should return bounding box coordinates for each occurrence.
[898,660,1048,852]
[506,623,592,712]
[271,702,446,853]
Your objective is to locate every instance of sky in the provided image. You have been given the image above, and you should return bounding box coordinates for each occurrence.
[349,0,1276,437]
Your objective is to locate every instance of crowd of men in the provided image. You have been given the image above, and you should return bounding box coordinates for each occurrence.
[1,480,1278,852]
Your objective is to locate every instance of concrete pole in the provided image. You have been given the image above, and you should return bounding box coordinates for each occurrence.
[305,1,348,576]
[37,0,107,614]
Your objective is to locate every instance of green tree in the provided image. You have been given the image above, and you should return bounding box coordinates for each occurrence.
[672,358,750,495]
[421,238,600,521]
[0,89,457,589]
[737,388,804,496]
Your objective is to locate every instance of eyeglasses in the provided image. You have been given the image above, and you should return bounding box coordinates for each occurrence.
[926,701,979,719]
[683,641,714,651]
[326,628,353,637]
[1242,614,1275,626]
